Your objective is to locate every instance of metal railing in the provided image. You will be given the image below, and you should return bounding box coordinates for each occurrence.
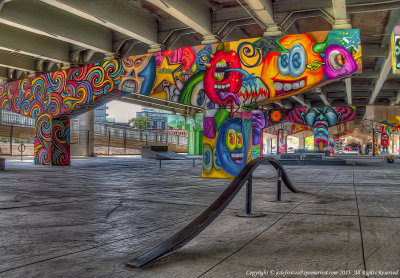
[94,123,188,146]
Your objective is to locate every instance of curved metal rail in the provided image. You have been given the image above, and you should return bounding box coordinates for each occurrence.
[125,156,298,268]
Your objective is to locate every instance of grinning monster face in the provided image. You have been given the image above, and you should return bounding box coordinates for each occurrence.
[216,118,247,176]
[203,44,242,106]
[120,55,155,96]
[261,34,323,100]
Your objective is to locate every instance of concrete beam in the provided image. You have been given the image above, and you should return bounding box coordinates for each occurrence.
[369,54,393,105]
[319,93,331,106]
[363,47,387,58]
[146,0,217,42]
[395,91,400,106]
[40,0,158,46]
[0,23,70,64]
[291,95,309,107]
[345,78,352,105]
[332,0,352,29]
[244,0,282,36]
[274,100,285,107]
[0,0,113,54]
[0,51,36,72]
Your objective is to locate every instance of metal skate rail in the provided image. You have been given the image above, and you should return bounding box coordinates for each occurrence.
[125,156,298,268]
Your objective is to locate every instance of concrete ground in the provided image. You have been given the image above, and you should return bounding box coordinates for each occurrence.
[0,156,399,278]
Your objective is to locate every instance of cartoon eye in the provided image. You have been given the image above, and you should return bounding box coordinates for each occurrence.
[213,147,221,170]
[196,89,205,106]
[278,52,290,75]
[236,132,243,149]
[191,83,205,107]
[289,44,306,77]
[134,56,145,67]
[203,144,213,173]
[206,98,215,110]
[329,50,346,71]
[226,129,236,151]
[201,55,208,61]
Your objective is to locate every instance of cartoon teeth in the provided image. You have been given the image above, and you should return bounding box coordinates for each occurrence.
[216,60,227,68]
[214,72,225,81]
[214,59,228,81]
[231,152,244,164]
[283,83,292,91]
[274,79,306,92]
[274,82,283,91]
[121,80,137,93]
[213,83,231,90]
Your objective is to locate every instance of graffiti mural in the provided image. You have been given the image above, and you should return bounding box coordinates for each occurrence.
[286,107,356,150]
[381,133,390,155]
[392,25,400,75]
[0,28,361,178]
[278,130,287,153]
[0,60,125,165]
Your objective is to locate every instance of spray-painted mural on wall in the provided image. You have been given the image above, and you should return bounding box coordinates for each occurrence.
[0,60,123,165]
[392,25,400,75]
[0,29,361,178]
[261,107,356,151]
[286,106,356,150]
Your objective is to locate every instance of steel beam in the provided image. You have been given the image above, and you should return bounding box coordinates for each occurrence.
[0,0,113,54]
[0,23,70,63]
[40,0,158,46]
[146,0,217,42]
[369,54,393,104]
[0,51,36,72]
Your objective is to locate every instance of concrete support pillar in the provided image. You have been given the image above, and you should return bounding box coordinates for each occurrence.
[266,137,271,154]
[299,136,305,150]
[71,110,94,157]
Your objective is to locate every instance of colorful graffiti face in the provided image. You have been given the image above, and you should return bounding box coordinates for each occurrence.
[197,45,212,71]
[262,34,324,100]
[204,44,243,106]
[301,107,340,148]
[0,28,362,172]
[216,118,247,176]
[120,55,155,95]
[381,134,390,147]
[278,130,286,153]
[322,45,358,79]
[251,110,267,145]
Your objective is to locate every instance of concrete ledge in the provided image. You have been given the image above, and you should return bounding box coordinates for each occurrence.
[0,158,4,170]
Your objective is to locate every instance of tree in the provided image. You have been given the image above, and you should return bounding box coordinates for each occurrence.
[128,116,150,130]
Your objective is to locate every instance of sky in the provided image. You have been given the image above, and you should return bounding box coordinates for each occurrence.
[107,100,142,123]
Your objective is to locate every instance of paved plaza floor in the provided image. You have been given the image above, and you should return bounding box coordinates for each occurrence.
[0,156,399,278]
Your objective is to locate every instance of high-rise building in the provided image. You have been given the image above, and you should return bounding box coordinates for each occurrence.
[94,105,108,122]
[136,107,171,130]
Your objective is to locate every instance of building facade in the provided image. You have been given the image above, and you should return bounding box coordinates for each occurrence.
[136,107,171,130]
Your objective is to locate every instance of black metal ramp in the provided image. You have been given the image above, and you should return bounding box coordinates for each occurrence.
[125,156,298,268]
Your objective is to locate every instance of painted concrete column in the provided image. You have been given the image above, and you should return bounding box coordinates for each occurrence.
[299,136,305,150]
[71,110,94,157]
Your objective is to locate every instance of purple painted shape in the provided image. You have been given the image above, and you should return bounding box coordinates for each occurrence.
[203,117,216,139]
[322,45,358,79]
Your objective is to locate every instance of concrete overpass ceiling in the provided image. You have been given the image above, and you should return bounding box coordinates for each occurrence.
[0,0,399,121]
